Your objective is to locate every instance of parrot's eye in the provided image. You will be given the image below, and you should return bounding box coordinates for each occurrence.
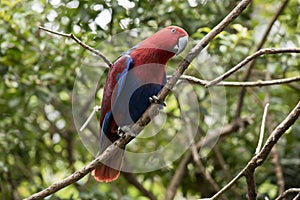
[171,28,176,33]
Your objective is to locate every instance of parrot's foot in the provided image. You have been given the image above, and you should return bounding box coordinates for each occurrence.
[117,127,126,138]
[118,125,137,137]
[149,95,166,106]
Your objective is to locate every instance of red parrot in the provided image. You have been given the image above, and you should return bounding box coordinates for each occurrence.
[92,26,188,182]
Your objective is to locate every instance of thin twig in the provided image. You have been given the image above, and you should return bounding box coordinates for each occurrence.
[255,103,270,154]
[213,147,240,196]
[165,151,191,200]
[195,118,250,150]
[205,48,300,87]
[79,105,101,132]
[265,70,286,196]
[185,115,225,199]
[292,193,300,200]
[276,188,300,200]
[234,0,290,119]
[210,101,300,199]
[210,171,245,200]
[177,74,300,87]
[213,147,231,180]
[288,82,300,92]
[38,26,112,67]
[122,173,157,200]
[166,118,250,200]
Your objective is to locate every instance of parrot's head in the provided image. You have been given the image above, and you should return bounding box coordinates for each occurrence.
[156,26,189,55]
[136,26,189,64]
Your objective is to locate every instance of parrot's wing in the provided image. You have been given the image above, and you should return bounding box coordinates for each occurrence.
[113,54,133,102]
[93,54,134,183]
[100,54,133,150]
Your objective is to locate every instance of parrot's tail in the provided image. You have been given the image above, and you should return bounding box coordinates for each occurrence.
[92,147,124,182]
[92,165,121,182]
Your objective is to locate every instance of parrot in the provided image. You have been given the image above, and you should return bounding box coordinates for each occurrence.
[92,26,188,182]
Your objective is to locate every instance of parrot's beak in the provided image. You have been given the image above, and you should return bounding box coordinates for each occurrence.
[173,35,188,55]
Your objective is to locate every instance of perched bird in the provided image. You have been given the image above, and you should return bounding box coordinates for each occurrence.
[92,26,188,182]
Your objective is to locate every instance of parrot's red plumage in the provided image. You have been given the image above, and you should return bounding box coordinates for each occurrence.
[92,26,188,182]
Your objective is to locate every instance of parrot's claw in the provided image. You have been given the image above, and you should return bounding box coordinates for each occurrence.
[117,127,126,138]
[149,95,166,106]
[118,125,137,137]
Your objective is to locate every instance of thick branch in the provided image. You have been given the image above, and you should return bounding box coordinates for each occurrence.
[39,26,112,67]
[205,48,300,87]
[245,169,257,200]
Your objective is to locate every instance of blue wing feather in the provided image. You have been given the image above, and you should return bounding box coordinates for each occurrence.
[115,54,133,99]
[100,54,133,148]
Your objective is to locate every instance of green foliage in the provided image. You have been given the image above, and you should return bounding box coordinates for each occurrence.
[0,0,299,199]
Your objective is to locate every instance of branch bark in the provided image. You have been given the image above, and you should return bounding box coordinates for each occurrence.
[39,26,112,67]
[165,118,251,200]
[234,0,290,119]
[264,71,286,196]
[165,151,191,200]
[185,115,226,199]
[255,103,270,154]
[178,74,300,87]
[205,48,300,87]
[210,101,300,200]
[276,188,300,200]
[245,169,257,200]
[24,137,125,200]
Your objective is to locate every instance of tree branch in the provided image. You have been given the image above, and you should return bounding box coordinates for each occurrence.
[165,150,191,200]
[255,103,269,154]
[165,118,251,200]
[38,26,112,67]
[205,48,300,87]
[245,168,257,200]
[234,0,290,119]
[185,115,225,199]
[264,70,286,196]
[276,188,300,200]
[213,147,240,196]
[24,135,128,200]
[210,101,300,199]
[177,74,300,87]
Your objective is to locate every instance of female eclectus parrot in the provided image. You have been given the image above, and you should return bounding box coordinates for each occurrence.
[92,26,188,182]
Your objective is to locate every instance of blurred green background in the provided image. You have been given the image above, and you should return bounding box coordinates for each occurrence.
[0,0,299,199]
